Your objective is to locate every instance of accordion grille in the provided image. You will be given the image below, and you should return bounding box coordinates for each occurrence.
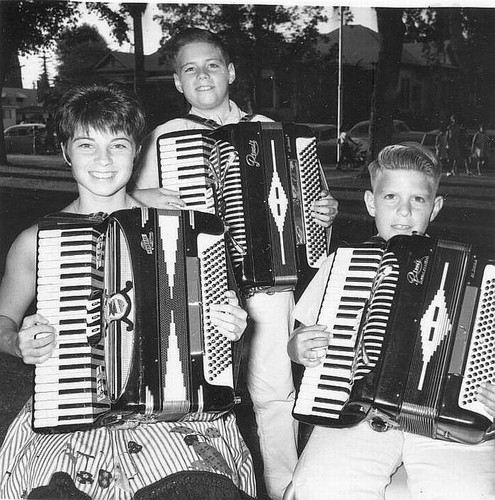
[104,221,136,402]
[459,263,495,418]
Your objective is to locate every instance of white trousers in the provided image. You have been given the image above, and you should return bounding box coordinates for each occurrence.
[245,291,298,500]
[292,422,495,500]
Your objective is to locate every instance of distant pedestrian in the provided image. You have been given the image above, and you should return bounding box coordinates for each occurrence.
[337,131,359,170]
[471,123,491,176]
[459,125,473,175]
[435,123,448,171]
[446,114,462,176]
[43,114,56,154]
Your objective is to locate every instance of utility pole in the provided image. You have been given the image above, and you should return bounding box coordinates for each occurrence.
[337,6,344,165]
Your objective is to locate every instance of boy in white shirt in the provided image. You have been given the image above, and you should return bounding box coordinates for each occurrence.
[132,28,339,500]
[288,143,495,500]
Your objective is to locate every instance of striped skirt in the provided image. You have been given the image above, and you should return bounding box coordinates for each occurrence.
[0,400,256,499]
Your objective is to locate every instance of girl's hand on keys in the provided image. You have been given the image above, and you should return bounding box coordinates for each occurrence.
[18,313,56,364]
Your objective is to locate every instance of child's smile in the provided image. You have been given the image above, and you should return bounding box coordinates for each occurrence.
[173,41,235,113]
[64,126,136,200]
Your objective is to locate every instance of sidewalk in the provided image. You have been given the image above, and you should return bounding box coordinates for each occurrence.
[0,154,76,193]
[2,154,494,213]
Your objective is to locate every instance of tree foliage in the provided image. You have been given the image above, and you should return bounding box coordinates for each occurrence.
[365,7,495,168]
[0,1,80,163]
[154,4,327,117]
[0,1,141,164]
[402,7,495,125]
[53,24,109,93]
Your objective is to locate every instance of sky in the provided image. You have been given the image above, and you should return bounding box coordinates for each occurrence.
[18,3,377,89]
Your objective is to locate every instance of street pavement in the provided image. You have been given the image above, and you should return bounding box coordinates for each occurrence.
[1,153,494,262]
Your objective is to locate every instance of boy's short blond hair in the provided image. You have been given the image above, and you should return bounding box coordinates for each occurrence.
[368,142,442,190]
[168,27,230,72]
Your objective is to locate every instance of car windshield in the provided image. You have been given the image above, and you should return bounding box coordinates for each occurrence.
[319,129,336,141]
[352,124,369,137]
[394,121,411,133]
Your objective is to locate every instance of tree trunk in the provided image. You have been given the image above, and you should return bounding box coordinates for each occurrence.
[0,2,13,165]
[368,8,405,163]
[126,3,146,100]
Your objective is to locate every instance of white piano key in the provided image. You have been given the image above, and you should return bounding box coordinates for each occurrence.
[34,390,100,404]
[35,368,99,384]
[33,417,94,428]
[37,275,102,287]
[35,360,104,378]
[33,407,107,422]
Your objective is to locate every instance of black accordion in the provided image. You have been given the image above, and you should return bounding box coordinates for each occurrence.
[33,208,237,433]
[293,235,495,444]
[156,122,328,292]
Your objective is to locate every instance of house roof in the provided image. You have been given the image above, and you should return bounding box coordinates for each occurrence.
[1,87,39,106]
[319,24,458,70]
[94,50,173,74]
[318,25,380,70]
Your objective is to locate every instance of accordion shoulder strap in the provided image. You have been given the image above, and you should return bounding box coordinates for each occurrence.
[184,114,221,129]
[184,112,256,129]
[240,114,256,122]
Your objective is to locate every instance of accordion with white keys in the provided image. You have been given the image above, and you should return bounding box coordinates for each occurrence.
[156,122,328,292]
[33,208,237,433]
[293,235,495,444]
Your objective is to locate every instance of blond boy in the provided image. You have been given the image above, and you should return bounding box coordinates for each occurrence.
[288,143,495,499]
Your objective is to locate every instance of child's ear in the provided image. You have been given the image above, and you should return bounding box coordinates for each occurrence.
[173,73,183,94]
[364,190,375,217]
[61,143,71,166]
[429,195,444,222]
[227,63,236,85]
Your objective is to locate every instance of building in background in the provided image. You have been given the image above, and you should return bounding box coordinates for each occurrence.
[94,50,182,130]
[92,24,462,132]
[316,25,460,130]
[2,53,49,130]
[1,87,43,129]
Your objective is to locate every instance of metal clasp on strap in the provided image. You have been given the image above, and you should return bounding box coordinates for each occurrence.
[366,408,400,433]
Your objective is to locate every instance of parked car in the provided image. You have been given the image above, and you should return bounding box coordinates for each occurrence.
[4,123,57,155]
[347,119,425,153]
[301,123,338,164]
[420,129,440,154]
